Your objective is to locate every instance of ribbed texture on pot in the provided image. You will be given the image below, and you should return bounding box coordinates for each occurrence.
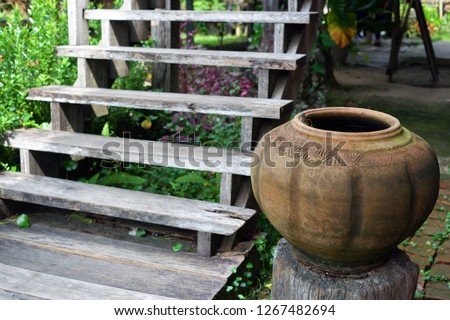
[251,108,440,269]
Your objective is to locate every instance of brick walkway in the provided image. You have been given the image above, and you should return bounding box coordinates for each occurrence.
[399,179,450,299]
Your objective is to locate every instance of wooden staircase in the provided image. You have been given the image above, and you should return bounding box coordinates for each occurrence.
[0,0,325,300]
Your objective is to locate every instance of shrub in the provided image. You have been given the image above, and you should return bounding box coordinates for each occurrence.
[0,0,76,167]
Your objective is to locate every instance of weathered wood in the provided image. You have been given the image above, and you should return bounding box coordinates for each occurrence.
[0,239,221,300]
[84,9,318,24]
[0,289,45,300]
[240,68,270,152]
[27,85,292,120]
[4,129,253,176]
[274,23,286,53]
[50,102,85,132]
[0,199,14,219]
[57,45,306,71]
[219,174,248,251]
[68,0,109,117]
[0,223,242,279]
[0,171,255,235]
[197,232,212,257]
[100,20,130,79]
[271,239,419,300]
[19,149,59,177]
[151,0,180,93]
[67,0,89,46]
[0,262,171,300]
[122,0,150,43]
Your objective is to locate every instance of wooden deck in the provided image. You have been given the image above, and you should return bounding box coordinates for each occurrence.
[0,210,252,300]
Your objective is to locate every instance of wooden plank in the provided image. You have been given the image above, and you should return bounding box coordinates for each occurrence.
[19,149,59,178]
[100,20,130,79]
[274,23,286,53]
[122,0,150,43]
[0,262,172,300]
[50,102,85,132]
[27,85,292,119]
[240,68,270,150]
[68,0,89,46]
[4,129,253,176]
[0,222,242,280]
[84,9,319,24]
[0,289,45,300]
[0,171,255,235]
[151,1,180,93]
[57,45,306,71]
[0,199,13,219]
[0,234,233,299]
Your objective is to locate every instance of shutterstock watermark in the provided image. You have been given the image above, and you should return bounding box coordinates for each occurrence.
[99,132,348,170]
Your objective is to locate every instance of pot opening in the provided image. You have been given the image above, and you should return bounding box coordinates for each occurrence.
[305,114,391,133]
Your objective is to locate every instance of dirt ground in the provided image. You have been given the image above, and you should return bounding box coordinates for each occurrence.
[328,62,450,173]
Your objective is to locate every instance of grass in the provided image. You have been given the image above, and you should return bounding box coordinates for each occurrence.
[194,34,248,47]
[325,92,450,158]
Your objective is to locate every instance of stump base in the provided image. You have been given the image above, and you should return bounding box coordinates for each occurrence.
[271,239,419,300]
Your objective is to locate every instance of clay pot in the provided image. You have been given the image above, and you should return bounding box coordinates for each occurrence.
[251,107,440,272]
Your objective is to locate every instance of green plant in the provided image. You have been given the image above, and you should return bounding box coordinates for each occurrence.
[192,0,226,41]
[16,213,31,228]
[0,0,76,166]
[226,263,256,300]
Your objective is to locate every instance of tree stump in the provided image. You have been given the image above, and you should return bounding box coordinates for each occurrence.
[272,239,419,300]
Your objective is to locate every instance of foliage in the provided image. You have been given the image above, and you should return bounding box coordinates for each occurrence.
[16,213,31,228]
[0,0,76,165]
[80,164,221,202]
[406,4,450,40]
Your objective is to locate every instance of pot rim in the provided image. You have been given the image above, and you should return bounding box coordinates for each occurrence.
[292,107,403,141]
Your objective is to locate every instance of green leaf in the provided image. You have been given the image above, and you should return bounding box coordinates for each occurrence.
[63,159,78,172]
[129,228,146,238]
[326,10,357,48]
[172,243,183,252]
[16,214,31,228]
[231,266,238,274]
[97,172,148,186]
[175,173,208,185]
[87,172,101,184]
[226,286,234,292]
[246,262,254,269]
[101,122,110,137]
[135,229,146,238]
[68,213,94,224]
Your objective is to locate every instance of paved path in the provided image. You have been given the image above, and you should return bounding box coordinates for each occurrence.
[399,179,450,300]
[348,39,450,68]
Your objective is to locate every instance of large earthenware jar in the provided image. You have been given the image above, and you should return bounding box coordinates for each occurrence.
[251,107,439,272]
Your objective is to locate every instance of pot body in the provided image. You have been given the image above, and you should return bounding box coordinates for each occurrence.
[251,108,440,270]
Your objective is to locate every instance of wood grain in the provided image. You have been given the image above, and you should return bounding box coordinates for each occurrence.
[0,262,172,300]
[27,85,292,119]
[84,9,318,24]
[57,45,306,71]
[0,171,255,235]
[4,129,253,176]
[271,239,419,300]
[0,222,242,279]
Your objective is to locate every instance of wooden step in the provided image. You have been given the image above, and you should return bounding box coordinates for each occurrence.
[57,45,306,70]
[0,263,171,300]
[27,85,292,119]
[0,218,247,299]
[4,129,252,176]
[84,9,319,24]
[0,171,255,236]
